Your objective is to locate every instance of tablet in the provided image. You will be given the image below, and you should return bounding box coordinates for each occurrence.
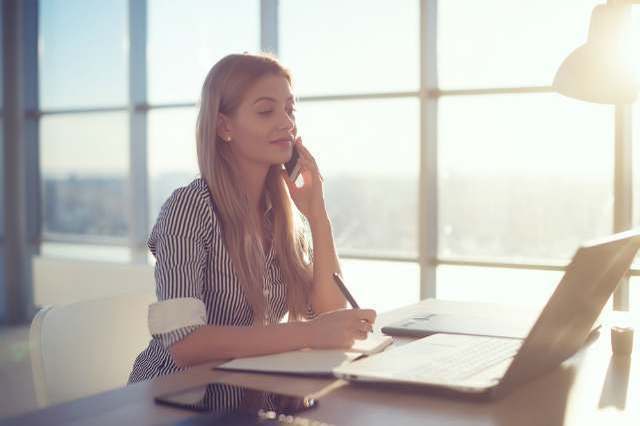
[381,313,532,339]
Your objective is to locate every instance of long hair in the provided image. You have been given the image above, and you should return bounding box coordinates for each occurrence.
[196,53,313,323]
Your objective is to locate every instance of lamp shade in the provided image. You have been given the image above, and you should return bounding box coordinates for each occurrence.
[553,3,639,104]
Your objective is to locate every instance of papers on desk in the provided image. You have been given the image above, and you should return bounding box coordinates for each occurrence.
[215,333,394,376]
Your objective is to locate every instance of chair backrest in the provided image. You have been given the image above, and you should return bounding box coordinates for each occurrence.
[29,291,156,407]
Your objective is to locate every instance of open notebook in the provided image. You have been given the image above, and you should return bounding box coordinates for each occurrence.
[215,333,394,376]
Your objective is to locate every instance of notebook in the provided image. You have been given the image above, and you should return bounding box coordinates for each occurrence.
[215,333,393,376]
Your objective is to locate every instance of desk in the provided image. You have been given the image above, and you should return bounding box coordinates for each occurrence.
[3,299,639,425]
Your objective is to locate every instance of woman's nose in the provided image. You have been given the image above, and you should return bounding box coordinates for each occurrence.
[278,110,295,131]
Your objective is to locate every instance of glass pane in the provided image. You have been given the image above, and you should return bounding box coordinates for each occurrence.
[280,0,419,96]
[297,98,419,255]
[439,93,613,261]
[41,112,129,237]
[438,0,600,89]
[436,265,562,308]
[148,0,259,104]
[148,107,200,226]
[39,0,127,109]
[341,259,419,314]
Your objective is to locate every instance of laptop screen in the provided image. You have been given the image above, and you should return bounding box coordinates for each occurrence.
[498,230,640,394]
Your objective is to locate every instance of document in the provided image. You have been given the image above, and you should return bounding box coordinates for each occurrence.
[215,333,394,376]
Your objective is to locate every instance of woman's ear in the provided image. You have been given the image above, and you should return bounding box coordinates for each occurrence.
[216,113,233,143]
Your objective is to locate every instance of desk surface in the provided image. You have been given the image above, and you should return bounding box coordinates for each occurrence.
[3,299,639,426]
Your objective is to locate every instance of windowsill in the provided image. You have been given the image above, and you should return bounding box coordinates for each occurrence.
[40,241,134,264]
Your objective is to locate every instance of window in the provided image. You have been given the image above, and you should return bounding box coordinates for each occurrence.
[34,1,639,313]
[435,0,633,308]
[436,265,562,307]
[40,113,129,238]
[39,0,129,242]
[439,93,613,261]
[279,0,419,96]
[297,98,419,255]
[438,0,600,89]
[39,0,127,109]
[147,0,260,104]
[147,107,199,225]
[342,259,419,313]
[278,1,422,311]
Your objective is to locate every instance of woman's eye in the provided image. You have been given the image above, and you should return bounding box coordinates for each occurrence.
[258,110,273,115]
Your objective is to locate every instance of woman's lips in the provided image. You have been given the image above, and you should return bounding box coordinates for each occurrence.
[270,138,292,148]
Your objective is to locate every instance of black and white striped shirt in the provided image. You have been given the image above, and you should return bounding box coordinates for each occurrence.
[128,178,291,383]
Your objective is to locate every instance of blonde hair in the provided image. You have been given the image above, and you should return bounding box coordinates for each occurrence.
[196,53,313,323]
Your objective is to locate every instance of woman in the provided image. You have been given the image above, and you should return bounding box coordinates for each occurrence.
[129,52,376,383]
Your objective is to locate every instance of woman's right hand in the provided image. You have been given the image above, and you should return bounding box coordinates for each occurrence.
[305,309,377,350]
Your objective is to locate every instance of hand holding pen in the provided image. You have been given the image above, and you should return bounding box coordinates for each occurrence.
[304,273,376,349]
[332,272,375,330]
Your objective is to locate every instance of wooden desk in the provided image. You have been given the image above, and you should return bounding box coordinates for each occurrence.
[3,299,638,425]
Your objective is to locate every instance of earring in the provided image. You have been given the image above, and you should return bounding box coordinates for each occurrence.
[226,136,232,142]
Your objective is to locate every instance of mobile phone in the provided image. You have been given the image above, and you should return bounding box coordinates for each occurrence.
[155,383,318,424]
[283,144,301,181]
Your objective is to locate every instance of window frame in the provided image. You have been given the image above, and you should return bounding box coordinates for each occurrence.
[32,0,636,310]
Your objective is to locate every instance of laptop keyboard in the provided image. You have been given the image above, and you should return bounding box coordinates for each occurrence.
[404,337,521,382]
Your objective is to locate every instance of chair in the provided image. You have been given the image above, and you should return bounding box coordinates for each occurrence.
[29,291,156,407]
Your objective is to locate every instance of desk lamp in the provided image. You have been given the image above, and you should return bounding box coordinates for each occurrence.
[553,0,639,103]
[553,0,639,351]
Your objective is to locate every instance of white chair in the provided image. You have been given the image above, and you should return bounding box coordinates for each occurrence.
[29,291,156,407]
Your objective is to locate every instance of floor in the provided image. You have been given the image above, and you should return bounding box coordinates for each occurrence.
[0,325,37,420]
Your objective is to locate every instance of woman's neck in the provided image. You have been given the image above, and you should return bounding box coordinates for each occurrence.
[236,158,270,216]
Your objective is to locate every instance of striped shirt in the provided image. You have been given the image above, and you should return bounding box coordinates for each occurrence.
[128,178,293,384]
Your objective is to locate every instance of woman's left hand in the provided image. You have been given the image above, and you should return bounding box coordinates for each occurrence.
[282,137,328,223]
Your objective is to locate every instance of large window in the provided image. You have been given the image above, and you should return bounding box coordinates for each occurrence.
[295,98,419,255]
[435,0,636,308]
[39,0,129,241]
[279,0,421,307]
[36,0,639,312]
[438,93,612,261]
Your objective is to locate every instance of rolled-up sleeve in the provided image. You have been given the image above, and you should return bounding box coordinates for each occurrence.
[147,185,213,349]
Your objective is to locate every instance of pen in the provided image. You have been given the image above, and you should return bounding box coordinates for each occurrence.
[332,272,360,309]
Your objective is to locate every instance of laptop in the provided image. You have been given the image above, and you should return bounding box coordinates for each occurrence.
[334,229,640,400]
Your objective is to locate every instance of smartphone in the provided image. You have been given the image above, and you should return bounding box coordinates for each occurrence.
[155,383,318,425]
[283,144,301,182]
